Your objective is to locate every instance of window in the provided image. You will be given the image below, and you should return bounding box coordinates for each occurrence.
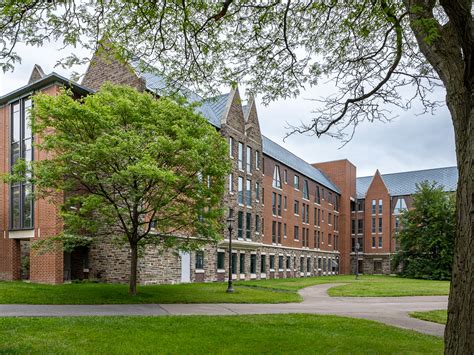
[283,169,288,183]
[284,223,287,238]
[328,191,333,205]
[293,175,300,189]
[303,180,309,200]
[351,219,356,234]
[277,222,282,243]
[246,212,252,239]
[378,218,383,233]
[195,251,204,270]
[372,217,376,233]
[262,157,265,174]
[270,255,275,270]
[315,186,321,204]
[394,197,407,214]
[395,216,400,232]
[317,208,321,226]
[300,257,304,272]
[322,258,327,272]
[278,255,284,270]
[255,150,261,170]
[318,257,322,269]
[294,200,299,215]
[321,188,325,201]
[240,253,245,274]
[328,213,332,225]
[272,192,277,215]
[10,98,34,230]
[294,226,299,240]
[372,199,376,214]
[262,188,265,204]
[232,253,237,274]
[321,232,324,244]
[246,146,252,173]
[357,200,365,211]
[315,230,321,248]
[250,254,256,273]
[238,211,243,239]
[378,236,383,248]
[272,165,282,188]
[277,194,282,216]
[238,142,244,170]
[358,219,364,234]
[378,199,383,214]
[335,195,339,211]
[246,179,252,206]
[255,182,260,201]
[283,196,287,210]
[286,256,291,269]
[228,136,234,158]
[260,255,266,273]
[262,218,265,235]
[217,252,225,269]
[321,210,325,222]
[238,177,244,204]
[272,221,277,244]
[229,173,234,193]
[328,233,332,246]
[307,257,311,272]
[372,236,376,248]
[255,215,260,233]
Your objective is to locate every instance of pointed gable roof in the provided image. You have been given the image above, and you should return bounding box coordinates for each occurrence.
[28,64,45,84]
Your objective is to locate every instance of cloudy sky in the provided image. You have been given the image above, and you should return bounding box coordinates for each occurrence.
[0,43,456,177]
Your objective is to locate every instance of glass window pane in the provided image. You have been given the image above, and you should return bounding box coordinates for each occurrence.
[11,185,21,229]
[24,99,32,138]
[12,103,21,142]
[23,184,34,228]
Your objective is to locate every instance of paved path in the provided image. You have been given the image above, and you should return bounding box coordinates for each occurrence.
[0,283,447,337]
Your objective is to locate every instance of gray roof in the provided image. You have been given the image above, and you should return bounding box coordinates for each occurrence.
[356,166,458,198]
[262,136,340,193]
[131,62,226,128]
[131,61,340,194]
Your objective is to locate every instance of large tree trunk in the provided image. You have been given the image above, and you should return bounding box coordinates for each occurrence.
[444,91,473,354]
[129,242,138,296]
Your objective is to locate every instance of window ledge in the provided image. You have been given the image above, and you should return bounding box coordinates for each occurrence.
[195,269,205,274]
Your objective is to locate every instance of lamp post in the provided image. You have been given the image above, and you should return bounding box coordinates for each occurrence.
[226,209,235,293]
[355,242,360,280]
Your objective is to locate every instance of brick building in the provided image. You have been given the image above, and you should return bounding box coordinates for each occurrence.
[0,56,458,284]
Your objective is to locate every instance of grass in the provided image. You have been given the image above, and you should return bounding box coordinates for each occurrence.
[410,310,448,324]
[0,275,449,305]
[0,314,443,354]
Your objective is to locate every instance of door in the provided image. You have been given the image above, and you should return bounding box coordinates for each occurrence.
[180,251,191,283]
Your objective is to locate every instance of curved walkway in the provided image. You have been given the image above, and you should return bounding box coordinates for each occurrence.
[0,283,447,337]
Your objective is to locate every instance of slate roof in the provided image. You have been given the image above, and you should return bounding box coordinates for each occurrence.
[262,136,340,193]
[356,166,458,198]
[131,61,340,193]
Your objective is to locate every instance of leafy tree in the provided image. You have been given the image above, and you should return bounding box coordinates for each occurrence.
[0,0,472,351]
[13,84,230,295]
[392,182,455,280]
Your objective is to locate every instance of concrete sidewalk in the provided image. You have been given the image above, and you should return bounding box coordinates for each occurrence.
[0,283,447,337]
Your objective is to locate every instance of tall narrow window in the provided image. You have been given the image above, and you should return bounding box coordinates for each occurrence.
[372,217,376,233]
[284,196,287,209]
[246,146,252,173]
[255,182,260,201]
[228,136,234,158]
[260,255,266,273]
[378,218,383,233]
[372,199,376,214]
[195,251,204,270]
[272,165,282,188]
[378,199,383,214]
[10,98,34,230]
[283,169,288,183]
[303,180,309,200]
[277,194,282,216]
[272,192,277,215]
[229,173,234,193]
[272,221,276,244]
[238,211,243,239]
[250,254,256,273]
[255,215,260,233]
[246,212,252,239]
[294,226,299,241]
[240,253,245,274]
[255,150,261,170]
[378,236,383,248]
[277,222,282,244]
[358,219,364,234]
[238,142,244,170]
[315,186,321,204]
[238,177,244,204]
[294,200,299,215]
[246,179,252,206]
[293,175,300,189]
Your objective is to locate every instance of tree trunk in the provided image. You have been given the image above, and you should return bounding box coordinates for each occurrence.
[129,242,138,296]
[444,91,473,354]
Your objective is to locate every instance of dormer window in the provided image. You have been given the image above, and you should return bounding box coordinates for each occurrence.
[272,165,282,188]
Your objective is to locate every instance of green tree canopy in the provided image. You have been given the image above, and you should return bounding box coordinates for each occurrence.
[18,84,230,295]
[393,181,455,280]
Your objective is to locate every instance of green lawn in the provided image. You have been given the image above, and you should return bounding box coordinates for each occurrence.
[0,314,443,354]
[0,275,449,304]
[410,310,448,324]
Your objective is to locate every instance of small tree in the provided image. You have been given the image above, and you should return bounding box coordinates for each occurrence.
[393,181,455,280]
[21,84,230,295]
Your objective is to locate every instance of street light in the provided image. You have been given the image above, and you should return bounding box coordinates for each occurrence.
[226,209,235,293]
[355,242,360,280]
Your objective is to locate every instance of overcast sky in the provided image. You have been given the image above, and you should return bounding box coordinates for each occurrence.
[0,43,457,177]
